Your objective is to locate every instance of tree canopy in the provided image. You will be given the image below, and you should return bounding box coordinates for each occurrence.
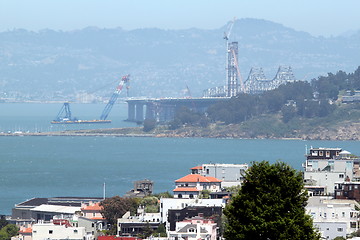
[100,196,140,225]
[224,161,320,240]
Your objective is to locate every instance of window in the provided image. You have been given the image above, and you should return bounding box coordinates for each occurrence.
[351,222,357,228]
[189,194,194,199]
[188,228,195,233]
[178,194,182,198]
[326,151,330,158]
[206,169,209,174]
[337,228,343,232]
[339,174,344,178]
[342,212,345,217]
[49,230,53,234]
[74,230,78,234]
[319,151,323,156]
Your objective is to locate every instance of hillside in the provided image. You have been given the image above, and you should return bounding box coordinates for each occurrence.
[0,18,360,101]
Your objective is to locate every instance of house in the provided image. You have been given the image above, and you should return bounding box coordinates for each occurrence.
[306,196,360,239]
[168,216,217,240]
[81,202,104,220]
[117,211,160,237]
[16,227,32,240]
[173,174,222,199]
[160,198,225,232]
[303,147,360,195]
[167,206,222,232]
[32,219,87,240]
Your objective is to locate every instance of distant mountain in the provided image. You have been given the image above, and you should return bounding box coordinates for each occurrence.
[0,18,359,101]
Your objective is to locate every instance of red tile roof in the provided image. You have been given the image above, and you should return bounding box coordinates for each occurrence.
[81,202,103,211]
[91,216,105,220]
[175,174,221,183]
[191,166,202,170]
[173,187,200,192]
[19,227,32,233]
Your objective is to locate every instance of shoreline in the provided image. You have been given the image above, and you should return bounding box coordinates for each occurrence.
[0,129,356,141]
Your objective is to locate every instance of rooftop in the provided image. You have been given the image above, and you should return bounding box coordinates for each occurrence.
[175,174,221,183]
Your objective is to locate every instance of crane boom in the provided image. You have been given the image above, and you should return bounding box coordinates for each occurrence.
[100,74,130,120]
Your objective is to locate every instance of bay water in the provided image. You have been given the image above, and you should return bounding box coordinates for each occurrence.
[1,103,360,215]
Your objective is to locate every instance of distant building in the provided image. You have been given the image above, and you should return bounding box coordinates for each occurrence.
[306,196,360,239]
[303,147,360,195]
[124,179,154,198]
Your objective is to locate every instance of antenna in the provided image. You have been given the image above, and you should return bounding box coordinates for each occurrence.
[103,182,106,200]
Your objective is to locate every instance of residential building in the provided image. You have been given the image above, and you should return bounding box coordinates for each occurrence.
[117,211,160,237]
[167,206,222,232]
[306,196,360,239]
[173,174,222,199]
[160,198,225,232]
[303,147,360,195]
[32,220,87,240]
[168,216,217,240]
[335,182,360,201]
[11,197,103,226]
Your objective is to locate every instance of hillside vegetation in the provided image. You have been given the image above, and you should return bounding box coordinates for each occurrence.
[160,66,360,140]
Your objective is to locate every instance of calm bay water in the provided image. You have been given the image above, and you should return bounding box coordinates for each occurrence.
[1,103,360,215]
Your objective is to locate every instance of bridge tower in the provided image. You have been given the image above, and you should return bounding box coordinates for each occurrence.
[227,42,239,97]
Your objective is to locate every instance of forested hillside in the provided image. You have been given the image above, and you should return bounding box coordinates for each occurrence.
[164,66,360,140]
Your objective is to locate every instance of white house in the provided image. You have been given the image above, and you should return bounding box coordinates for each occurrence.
[32,220,87,240]
[306,196,360,239]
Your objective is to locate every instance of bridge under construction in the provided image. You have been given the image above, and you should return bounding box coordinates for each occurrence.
[126,19,298,123]
[126,97,228,123]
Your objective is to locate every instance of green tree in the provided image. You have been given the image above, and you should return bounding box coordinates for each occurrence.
[0,224,19,240]
[100,196,140,234]
[155,223,167,237]
[224,161,320,240]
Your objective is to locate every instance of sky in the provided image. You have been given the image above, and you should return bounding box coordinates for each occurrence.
[0,0,359,37]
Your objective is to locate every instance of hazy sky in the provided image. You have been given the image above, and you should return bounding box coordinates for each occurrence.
[0,0,359,37]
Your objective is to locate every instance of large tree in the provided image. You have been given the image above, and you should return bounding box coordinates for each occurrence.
[100,196,140,225]
[224,161,320,240]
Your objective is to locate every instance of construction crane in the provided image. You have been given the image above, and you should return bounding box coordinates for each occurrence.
[53,102,77,122]
[99,74,130,120]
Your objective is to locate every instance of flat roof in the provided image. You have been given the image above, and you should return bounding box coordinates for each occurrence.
[31,205,81,214]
